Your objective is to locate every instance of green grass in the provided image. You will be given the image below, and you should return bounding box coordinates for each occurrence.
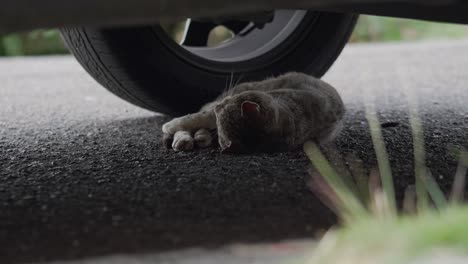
[304,139,468,264]
[303,82,468,264]
[0,29,68,56]
[307,208,468,264]
[350,16,468,43]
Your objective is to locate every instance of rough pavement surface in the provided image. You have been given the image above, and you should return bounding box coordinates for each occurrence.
[1,40,468,263]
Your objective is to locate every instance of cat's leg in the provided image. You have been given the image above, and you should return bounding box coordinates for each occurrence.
[162,114,194,135]
[162,111,216,135]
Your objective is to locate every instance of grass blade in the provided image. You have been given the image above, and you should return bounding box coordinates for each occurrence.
[450,149,468,204]
[345,155,370,206]
[424,169,448,209]
[304,142,368,223]
[364,100,397,215]
[401,67,447,210]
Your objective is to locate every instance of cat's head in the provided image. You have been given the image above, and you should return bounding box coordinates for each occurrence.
[214,91,282,153]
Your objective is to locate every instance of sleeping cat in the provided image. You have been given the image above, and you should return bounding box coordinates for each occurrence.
[162,72,345,153]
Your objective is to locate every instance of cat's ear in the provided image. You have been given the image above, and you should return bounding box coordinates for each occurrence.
[241,101,260,117]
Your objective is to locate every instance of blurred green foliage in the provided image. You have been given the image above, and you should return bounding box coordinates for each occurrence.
[1,16,468,57]
[0,29,68,56]
[350,15,468,42]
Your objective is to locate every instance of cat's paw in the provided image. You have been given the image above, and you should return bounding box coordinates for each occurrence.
[172,131,194,151]
[162,118,182,135]
[194,129,212,148]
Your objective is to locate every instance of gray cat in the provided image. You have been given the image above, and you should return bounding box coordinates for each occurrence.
[162,72,345,153]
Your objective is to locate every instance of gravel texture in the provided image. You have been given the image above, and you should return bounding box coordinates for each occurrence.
[0,40,467,263]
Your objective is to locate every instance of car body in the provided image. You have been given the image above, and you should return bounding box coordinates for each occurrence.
[1,0,468,34]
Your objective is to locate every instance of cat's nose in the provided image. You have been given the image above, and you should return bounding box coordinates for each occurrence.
[220,139,246,154]
[219,139,232,152]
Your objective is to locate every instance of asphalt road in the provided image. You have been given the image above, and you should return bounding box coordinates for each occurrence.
[1,40,468,263]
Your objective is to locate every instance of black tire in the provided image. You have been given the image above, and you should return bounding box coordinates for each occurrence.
[60,11,358,115]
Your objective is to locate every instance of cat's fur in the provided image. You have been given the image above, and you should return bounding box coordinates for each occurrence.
[162,72,345,153]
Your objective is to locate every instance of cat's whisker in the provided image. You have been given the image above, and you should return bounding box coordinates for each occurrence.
[223,72,234,93]
[234,73,246,88]
[229,71,234,90]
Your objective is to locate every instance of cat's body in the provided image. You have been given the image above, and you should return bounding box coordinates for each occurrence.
[162,72,345,153]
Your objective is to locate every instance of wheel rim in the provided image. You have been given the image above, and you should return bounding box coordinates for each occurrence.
[154,10,319,73]
[182,10,306,62]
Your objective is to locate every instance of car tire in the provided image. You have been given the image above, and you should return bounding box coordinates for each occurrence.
[60,11,358,115]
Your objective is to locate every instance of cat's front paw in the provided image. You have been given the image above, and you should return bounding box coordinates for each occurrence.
[162,118,181,135]
[194,129,213,148]
[172,131,194,151]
